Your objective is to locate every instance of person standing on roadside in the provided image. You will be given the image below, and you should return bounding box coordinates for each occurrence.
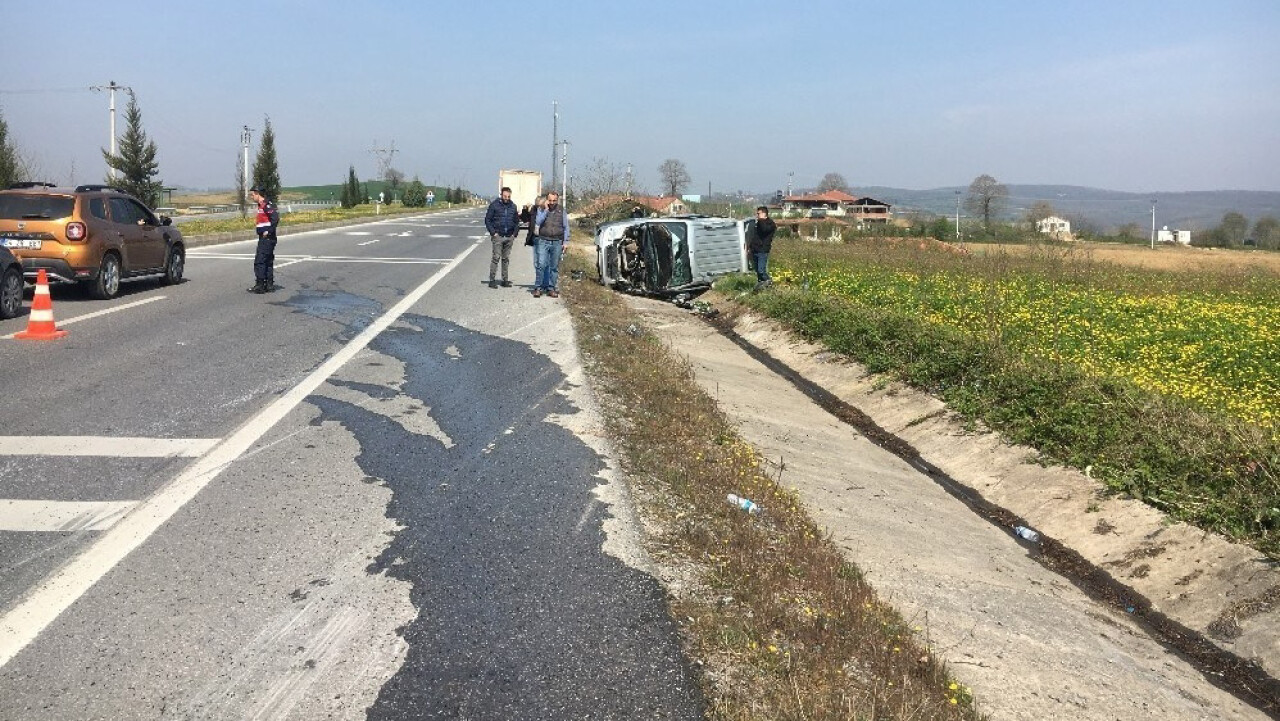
[248,185,280,294]
[748,205,776,291]
[533,191,569,298]
[484,186,519,288]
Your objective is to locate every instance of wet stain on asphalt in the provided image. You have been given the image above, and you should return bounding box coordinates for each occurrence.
[307,315,705,720]
[277,290,384,342]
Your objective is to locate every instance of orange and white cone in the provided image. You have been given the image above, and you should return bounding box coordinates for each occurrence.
[15,269,68,340]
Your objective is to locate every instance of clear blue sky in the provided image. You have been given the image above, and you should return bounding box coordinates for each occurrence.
[4,0,1278,195]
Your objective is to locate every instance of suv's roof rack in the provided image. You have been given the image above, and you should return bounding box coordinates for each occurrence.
[74,184,122,193]
[7,181,57,189]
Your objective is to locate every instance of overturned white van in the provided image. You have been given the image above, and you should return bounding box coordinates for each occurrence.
[594,216,749,296]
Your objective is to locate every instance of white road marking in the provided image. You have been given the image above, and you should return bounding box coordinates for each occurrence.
[2,296,165,340]
[357,239,381,246]
[344,231,373,236]
[0,436,219,457]
[0,240,482,669]
[187,253,448,266]
[0,500,137,532]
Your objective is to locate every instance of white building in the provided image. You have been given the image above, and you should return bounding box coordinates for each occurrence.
[1036,215,1071,236]
[1156,226,1192,245]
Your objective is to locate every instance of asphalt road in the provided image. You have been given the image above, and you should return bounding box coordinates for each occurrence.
[0,209,704,720]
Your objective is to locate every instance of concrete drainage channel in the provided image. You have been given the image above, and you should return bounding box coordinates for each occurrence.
[702,312,1280,717]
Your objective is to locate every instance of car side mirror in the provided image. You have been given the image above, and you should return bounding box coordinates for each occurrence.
[160,215,172,226]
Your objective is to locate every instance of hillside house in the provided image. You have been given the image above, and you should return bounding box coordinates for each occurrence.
[1156,227,1192,245]
[781,190,892,224]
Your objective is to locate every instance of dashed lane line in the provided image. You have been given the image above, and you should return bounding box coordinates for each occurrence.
[1,296,165,340]
[0,501,138,533]
[0,436,219,457]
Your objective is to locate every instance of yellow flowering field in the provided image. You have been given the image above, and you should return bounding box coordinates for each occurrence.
[771,260,1280,434]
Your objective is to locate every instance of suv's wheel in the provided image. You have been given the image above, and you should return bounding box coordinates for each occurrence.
[160,245,185,286]
[0,266,23,319]
[87,253,121,299]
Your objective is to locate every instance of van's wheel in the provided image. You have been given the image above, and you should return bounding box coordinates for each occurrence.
[160,245,185,286]
[87,253,121,299]
[0,266,22,319]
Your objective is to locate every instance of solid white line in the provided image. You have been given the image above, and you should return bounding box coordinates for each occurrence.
[0,240,481,669]
[0,436,219,458]
[274,257,311,269]
[2,296,165,340]
[0,500,138,532]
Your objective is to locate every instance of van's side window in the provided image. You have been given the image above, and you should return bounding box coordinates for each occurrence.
[89,197,108,221]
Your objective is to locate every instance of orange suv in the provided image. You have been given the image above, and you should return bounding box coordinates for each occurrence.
[0,183,185,299]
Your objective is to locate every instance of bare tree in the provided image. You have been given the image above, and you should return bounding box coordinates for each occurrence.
[965,174,1008,229]
[658,158,690,197]
[1024,201,1056,225]
[384,167,405,200]
[817,172,849,193]
[581,156,625,199]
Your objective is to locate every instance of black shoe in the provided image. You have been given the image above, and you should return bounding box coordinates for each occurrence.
[500,280,512,288]
[248,282,268,294]
[488,279,498,289]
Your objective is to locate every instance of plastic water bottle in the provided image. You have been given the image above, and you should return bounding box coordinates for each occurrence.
[1013,525,1040,543]
[727,494,759,514]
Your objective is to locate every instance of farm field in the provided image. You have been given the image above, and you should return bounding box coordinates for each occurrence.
[731,237,1280,555]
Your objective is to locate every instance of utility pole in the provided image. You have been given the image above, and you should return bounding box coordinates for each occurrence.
[551,101,560,191]
[1150,199,1157,249]
[955,190,962,242]
[559,139,569,205]
[241,125,254,192]
[625,163,633,198]
[90,80,133,180]
[369,139,398,200]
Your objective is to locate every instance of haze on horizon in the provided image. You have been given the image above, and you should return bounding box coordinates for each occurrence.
[4,0,1278,196]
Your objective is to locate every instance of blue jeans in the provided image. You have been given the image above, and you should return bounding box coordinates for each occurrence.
[752,251,770,283]
[535,237,564,291]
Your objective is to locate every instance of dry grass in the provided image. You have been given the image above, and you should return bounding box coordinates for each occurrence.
[560,250,982,720]
[968,240,1280,274]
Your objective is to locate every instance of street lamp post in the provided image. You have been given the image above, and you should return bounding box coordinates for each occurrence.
[1150,199,1157,249]
[954,190,961,243]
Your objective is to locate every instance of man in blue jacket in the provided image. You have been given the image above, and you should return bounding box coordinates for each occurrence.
[484,187,520,288]
[533,191,569,297]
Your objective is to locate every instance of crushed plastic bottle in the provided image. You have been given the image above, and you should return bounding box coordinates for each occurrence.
[1013,525,1041,543]
[727,494,759,514]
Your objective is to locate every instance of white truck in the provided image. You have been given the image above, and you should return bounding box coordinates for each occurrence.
[498,169,542,227]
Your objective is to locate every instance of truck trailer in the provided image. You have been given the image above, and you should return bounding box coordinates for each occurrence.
[498,169,543,225]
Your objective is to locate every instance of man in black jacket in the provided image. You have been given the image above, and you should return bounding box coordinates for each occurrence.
[484,187,519,288]
[748,205,777,290]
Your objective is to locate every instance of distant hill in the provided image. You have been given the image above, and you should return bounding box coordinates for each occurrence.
[854,185,1280,233]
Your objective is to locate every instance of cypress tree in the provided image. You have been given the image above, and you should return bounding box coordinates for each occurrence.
[346,166,360,207]
[0,108,23,188]
[251,115,281,200]
[101,94,162,206]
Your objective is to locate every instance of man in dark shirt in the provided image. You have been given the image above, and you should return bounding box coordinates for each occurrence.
[484,187,519,288]
[748,205,777,290]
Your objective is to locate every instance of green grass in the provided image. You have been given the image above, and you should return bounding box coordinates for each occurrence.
[721,238,1280,556]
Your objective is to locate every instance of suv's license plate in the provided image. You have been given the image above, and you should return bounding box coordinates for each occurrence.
[2,238,42,250]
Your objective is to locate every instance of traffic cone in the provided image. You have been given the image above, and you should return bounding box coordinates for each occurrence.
[15,269,68,340]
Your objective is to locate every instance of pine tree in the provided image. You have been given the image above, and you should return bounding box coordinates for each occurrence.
[251,116,281,200]
[0,108,23,188]
[101,94,162,206]
[339,174,352,209]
